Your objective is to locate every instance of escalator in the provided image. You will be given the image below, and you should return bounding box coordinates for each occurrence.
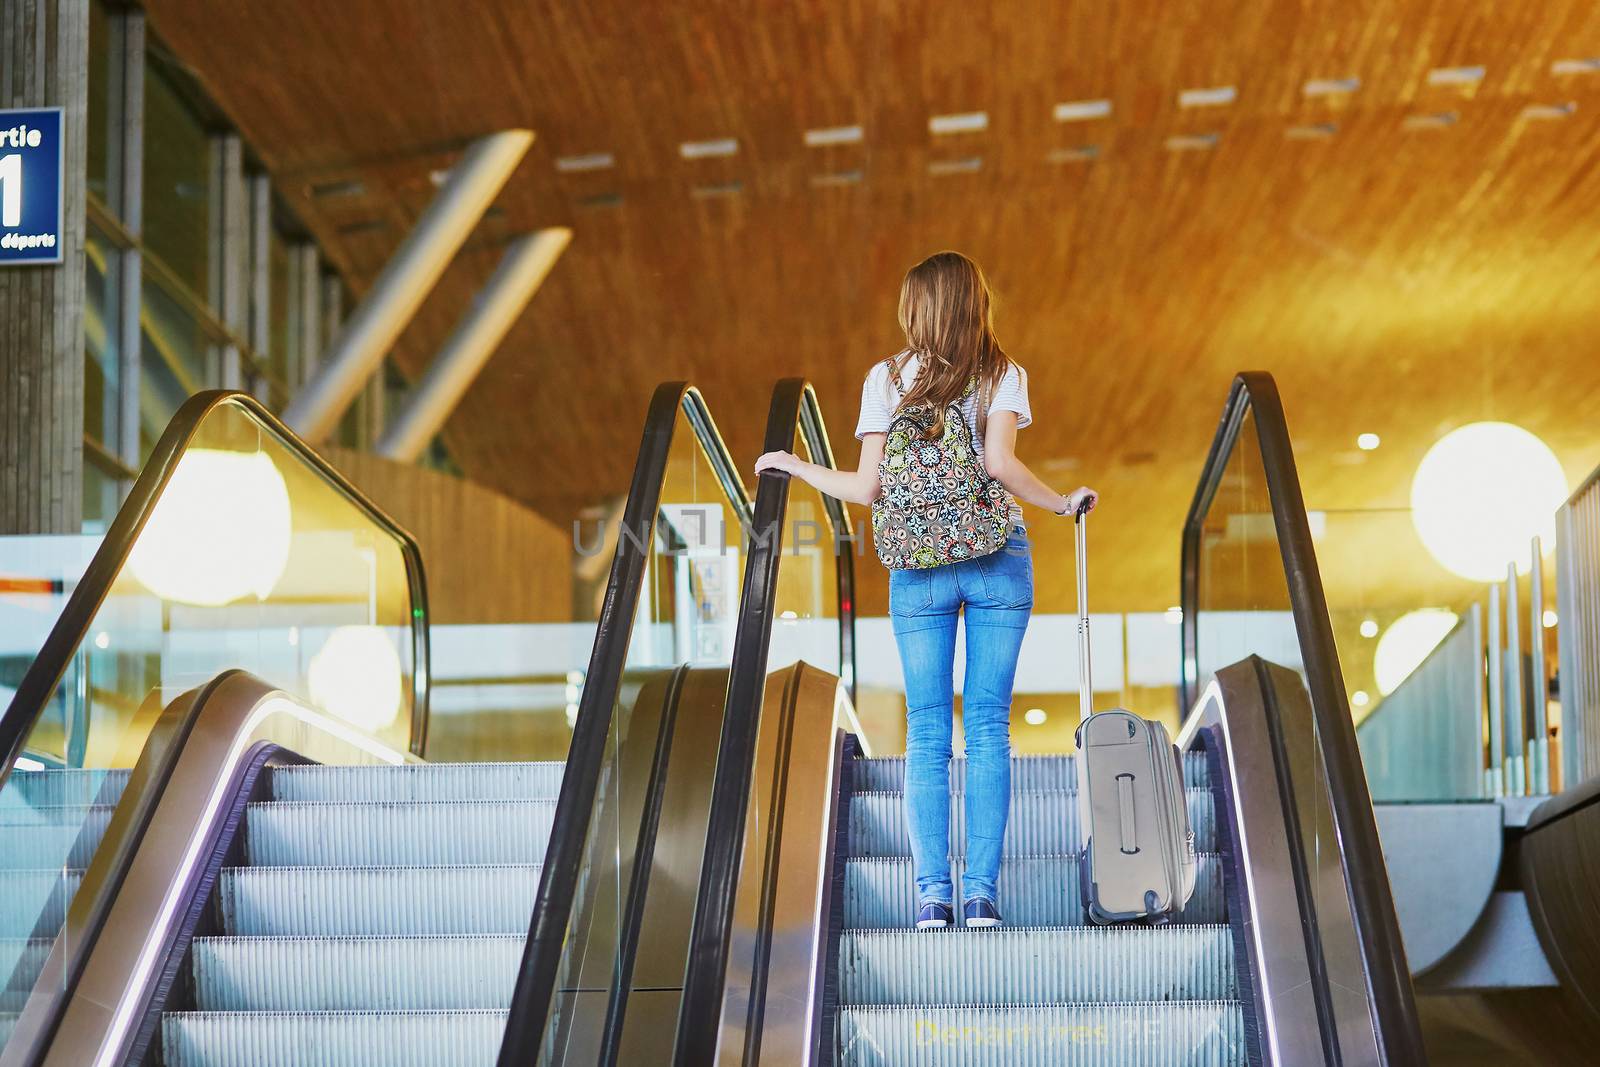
[0,383,767,1065]
[500,378,857,1065]
[13,369,1569,1064]
[632,372,1428,1064]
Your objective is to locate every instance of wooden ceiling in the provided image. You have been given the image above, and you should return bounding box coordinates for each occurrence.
[143,0,1600,615]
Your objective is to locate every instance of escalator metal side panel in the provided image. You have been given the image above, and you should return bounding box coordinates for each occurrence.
[1179,658,1384,1066]
[559,662,840,1065]
[545,666,723,1063]
[712,661,845,1067]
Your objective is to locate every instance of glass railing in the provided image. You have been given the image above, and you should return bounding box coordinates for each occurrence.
[0,391,428,1058]
[1302,504,1557,801]
[501,383,752,1066]
[1180,373,1425,1064]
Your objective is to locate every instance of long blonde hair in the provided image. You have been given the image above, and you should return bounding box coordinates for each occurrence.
[891,251,1010,439]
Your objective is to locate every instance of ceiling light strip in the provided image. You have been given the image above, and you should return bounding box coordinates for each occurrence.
[1178,85,1237,108]
[810,169,863,187]
[1046,145,1098,163]
[1304,77,1361,96]
[680,138,738,160]
[929,111,989,135]
[1054,99,1112,122]
[1285,122,1337,140]
[1402,111,1458,130]
[555,153,615,173]
[1551,57,1600,75]
[1521,102,1576,120]
[1427,65,1486,86]
[804,125,863,147]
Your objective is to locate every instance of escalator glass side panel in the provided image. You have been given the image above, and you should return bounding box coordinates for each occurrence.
[768,421,842,679]
[1188,406,1301,694]
[501,384,753,1066]
[0,392,426,1060]
[674,379,852,1066]
[1179,373,1426,1065]
[631,392,752,671]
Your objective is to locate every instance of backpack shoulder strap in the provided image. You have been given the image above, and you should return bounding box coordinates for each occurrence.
[976,371,993,443]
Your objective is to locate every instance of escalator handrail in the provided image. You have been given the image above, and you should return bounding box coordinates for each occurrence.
[497,382,752,1064]
[795,383,858,702]
[1179,371,1426,1065]
[672,377,850,1064]
[0,389,432,790]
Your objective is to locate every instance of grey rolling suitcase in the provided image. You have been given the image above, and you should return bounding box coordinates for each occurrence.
[1070,506,1197,924]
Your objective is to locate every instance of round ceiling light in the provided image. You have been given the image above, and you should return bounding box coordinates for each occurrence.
[1410,422,1566,582]
[1374,609,1459,695]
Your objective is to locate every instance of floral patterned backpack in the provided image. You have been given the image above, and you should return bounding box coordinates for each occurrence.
[870,361,1015,569]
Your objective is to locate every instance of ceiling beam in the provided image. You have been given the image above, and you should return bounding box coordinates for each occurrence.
[376,227,572,463]
[282,128,534,442]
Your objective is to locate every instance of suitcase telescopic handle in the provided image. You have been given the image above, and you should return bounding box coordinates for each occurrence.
[1075,509,1092,724]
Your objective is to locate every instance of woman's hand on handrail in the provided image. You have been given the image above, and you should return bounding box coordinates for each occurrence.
[755,433,885,506]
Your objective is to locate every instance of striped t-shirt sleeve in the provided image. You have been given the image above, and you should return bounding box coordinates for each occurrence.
[991,364,1031,429]
[854,363,895,439]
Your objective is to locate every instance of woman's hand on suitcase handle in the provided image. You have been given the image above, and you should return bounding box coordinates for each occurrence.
[1061,487,1099,518]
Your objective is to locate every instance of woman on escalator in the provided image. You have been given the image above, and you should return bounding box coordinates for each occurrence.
[755,250,1097,931]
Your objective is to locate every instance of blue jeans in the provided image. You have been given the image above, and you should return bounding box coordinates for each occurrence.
[888,527,1032,907]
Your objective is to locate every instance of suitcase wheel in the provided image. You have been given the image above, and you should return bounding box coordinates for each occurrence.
[1144,889,1171,927]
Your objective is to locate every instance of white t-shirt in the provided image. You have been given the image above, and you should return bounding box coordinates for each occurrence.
[854,353,1032,463]
[855,352,1032,522]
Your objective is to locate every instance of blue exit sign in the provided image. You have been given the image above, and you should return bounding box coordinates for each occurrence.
[0,107,64,266]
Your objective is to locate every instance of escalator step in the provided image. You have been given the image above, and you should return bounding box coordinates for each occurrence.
[243,800,556,867]
[0,769,130,809]
[837,1001,1247,1066]
[0,869,82,938]
[160,1010,507,1067]
[190,936,522,1011]
[839,926,1234,1006]
[848,790,1215,858]
[217,865,541,936]
[270,762,566,803]
[844,855,1225,930]
[850,753,1210,794]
